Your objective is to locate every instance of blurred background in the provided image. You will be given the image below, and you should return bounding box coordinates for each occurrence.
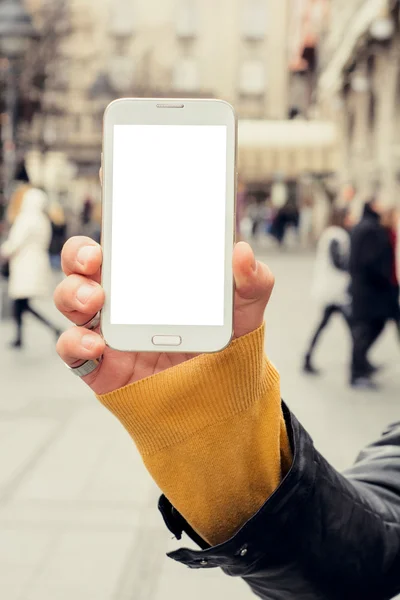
[0,1,399,599]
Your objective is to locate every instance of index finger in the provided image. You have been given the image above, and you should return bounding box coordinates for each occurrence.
[61,236,102,283]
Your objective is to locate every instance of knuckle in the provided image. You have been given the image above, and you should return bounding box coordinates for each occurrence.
[54,284,69,312]
[54,278,76,311]
[95,286,105,303]
[62,236,98,272]
[53,283,62,307]
[76,281,104,309]
[267,270,275,289]
[258,266,274,301]
[262,263,274,284]
[56,275,103,313]
[57,327,77,353]
[56,331,68,357]
[61,236,78,261]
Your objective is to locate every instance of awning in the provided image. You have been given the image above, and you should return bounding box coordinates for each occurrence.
[318,0,389,95]
[238,119,339,181]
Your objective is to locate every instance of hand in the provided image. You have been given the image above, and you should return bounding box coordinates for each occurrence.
[55,236,274,395]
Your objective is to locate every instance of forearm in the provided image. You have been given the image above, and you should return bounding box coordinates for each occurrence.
[240,416,400,599]
[96,325,400,599]
[97,325,292,546]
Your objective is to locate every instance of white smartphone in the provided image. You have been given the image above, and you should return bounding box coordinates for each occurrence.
[100,98,236,353]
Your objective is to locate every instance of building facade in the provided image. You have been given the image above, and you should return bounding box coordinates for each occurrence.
[291,0,400,206]
[21,0,291,206]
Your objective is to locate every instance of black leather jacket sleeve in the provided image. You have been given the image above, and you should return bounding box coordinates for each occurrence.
[160,405,400,600]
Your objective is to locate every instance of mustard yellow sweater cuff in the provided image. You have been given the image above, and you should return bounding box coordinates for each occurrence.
[97,324,291,546]
[97,325,278,456]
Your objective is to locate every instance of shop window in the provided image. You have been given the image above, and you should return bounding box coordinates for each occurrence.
[109,0,135,38]
[242,0,268,41]
[172,58,199,91]
[109,56,134,91]
[239,59,266,95]
[176,0,198,39]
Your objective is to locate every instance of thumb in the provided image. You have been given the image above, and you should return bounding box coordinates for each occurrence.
[233,242,275,338]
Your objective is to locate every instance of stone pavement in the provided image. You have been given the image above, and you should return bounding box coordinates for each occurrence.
[0,250,399,600]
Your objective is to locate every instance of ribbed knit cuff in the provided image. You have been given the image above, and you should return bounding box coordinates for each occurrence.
[97,324,279,456]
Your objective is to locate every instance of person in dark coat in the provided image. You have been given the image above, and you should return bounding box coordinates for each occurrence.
[382,207,400,321]
[349,198,400,388]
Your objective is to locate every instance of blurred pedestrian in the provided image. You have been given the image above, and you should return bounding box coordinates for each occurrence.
[349,198,400,389]
[270,202,299,247]
[6,161,31,226]
[382,207,400,340]
[0,188,61,349]
[0,163,32,293]
[270,177,288,211]
[382,207,399,287]
[264,197,275,235]
[88,202,102,244]
[247,199,262,238]
[298,194,314,248]
[48,202,68,271]
[341,182,357,206]
[81,195,93,229]
[303,207,352,374]
[270,206,287,245]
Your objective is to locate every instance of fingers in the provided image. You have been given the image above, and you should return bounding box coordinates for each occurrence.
[61,236,102,283]
[56,327,106,368]
[54,274,105,326]
[232,242,275,338]
[58,236,104,326]
[233,242,274,303]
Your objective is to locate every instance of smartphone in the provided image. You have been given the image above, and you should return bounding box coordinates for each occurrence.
[101,98,236,353]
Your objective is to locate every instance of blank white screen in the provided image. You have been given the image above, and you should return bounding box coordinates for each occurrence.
[111,125,227,326]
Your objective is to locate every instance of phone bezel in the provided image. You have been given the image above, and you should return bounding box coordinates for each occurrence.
[101,98,237,353]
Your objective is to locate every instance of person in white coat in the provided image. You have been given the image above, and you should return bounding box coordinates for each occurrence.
[0,188,61,348]
[303,207,353,374]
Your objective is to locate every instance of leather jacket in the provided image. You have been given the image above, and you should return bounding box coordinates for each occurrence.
[159,404,400,599]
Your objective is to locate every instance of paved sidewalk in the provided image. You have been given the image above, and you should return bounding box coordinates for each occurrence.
[0,250,399,599]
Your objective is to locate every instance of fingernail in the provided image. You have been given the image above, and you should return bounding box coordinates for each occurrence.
[76,284,96,305]
[77,246,98,266]
[81,334,96,350]
[251,255,257,272]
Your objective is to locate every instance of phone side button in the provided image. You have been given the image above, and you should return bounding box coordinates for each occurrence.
[152,335,182,346]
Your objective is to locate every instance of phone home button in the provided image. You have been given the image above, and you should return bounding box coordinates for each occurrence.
[152,335,182,347]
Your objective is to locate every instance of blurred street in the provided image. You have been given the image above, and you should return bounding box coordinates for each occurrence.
[0,0,400,598]
[0,249,399,600]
